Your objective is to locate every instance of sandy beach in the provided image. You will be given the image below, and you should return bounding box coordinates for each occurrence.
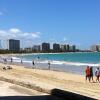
[0,63,100,99]
[0,80,47,96]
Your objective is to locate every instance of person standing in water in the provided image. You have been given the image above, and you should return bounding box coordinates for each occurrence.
[32,60,35,68]
[48,61,51,70]
[21,59,23,64]
[11,57,13,63]
[4,58,7,64]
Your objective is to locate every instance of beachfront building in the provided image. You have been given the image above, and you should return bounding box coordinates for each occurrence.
[42,42,50,52]
[60,44,67,52]
[72,45,76,52]
[24,47,32,52]
[0,40,2,49]
[32,45,41,52]
[8,39,20,52]
[53,43,60,52]
[66,44,70,52]
[69,45,76,52]
[91,45,100,52]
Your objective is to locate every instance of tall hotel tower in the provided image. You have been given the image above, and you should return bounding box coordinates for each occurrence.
[7,39,20,52]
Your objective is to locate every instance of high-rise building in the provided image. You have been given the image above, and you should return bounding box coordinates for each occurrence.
[72,45,76,52]
[91,45,100,52]
[42,42,50,52]
[53,43,60,52]
[0,40,2,49]
[60,44,67,52]
[24,47,32,52]
[66,44,70,52]
[33,45,41,51]
[69,45,76,52]
[8,39,20,52]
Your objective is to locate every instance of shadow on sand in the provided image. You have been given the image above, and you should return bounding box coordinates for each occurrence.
[0,88,97,100]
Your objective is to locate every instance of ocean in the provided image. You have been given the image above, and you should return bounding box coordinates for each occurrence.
[16,52,100,65]
[2,52,100,75]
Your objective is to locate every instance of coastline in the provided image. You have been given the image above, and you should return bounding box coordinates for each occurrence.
[0,62,100,99]
[0,53,100,75]
[0,51,98,56]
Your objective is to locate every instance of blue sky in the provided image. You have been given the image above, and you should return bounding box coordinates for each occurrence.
[0,0,100,49]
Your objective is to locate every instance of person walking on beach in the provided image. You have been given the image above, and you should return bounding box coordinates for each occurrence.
[90,67,94,82]
[21,59,23,64]
[32,60,35,68]
[85,66,90,82]
[4,58,7,64]
[48,61,51,70]
[11,57,13,63]
[95,67,100,82]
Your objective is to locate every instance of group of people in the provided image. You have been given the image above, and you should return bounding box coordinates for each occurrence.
[3,58,13,64]
[3,57,23,64]
[85,66,100,82]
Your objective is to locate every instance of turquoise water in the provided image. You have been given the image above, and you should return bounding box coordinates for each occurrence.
[14,52,100,74]
[18,52,100,64]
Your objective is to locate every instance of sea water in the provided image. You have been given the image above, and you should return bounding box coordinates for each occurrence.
[5,52,100,75]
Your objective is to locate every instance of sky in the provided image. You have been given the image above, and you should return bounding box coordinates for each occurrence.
[0,0,100,49]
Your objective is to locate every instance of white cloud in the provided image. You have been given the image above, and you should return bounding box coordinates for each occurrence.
[0,28,41,48]
[0,28,40,40]
[0,30,7,34]
[0,11,3,15]
[9,28,21,33]
[32,32,40,38]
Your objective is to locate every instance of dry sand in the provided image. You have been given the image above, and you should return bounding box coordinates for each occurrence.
[0,80,47,96]
[0,63,100,99]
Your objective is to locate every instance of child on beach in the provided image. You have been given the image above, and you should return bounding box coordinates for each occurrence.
[85,66,90,82]
[95,67,100,82]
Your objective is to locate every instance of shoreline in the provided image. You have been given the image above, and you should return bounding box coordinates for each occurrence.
[0,63,100,99]
[0,54,99,75]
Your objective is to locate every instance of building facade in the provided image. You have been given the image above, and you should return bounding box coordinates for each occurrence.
[42,42,50,52]
[66,44,70,52]
[8,39,20,52]
[72,45,76,52]
[69,45,76,52]
[24,47,32,52]
[53,43,60,52]
[91,45,100,52]
[0,40,2,49]
[60,44,67,52]
[33,45,41,52]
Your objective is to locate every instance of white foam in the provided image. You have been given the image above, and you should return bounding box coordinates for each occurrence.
[63,61,100,66]
[12,57,21,60]
[22,60,32,63]
[38,60,100,67]
[3,55,100,67]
